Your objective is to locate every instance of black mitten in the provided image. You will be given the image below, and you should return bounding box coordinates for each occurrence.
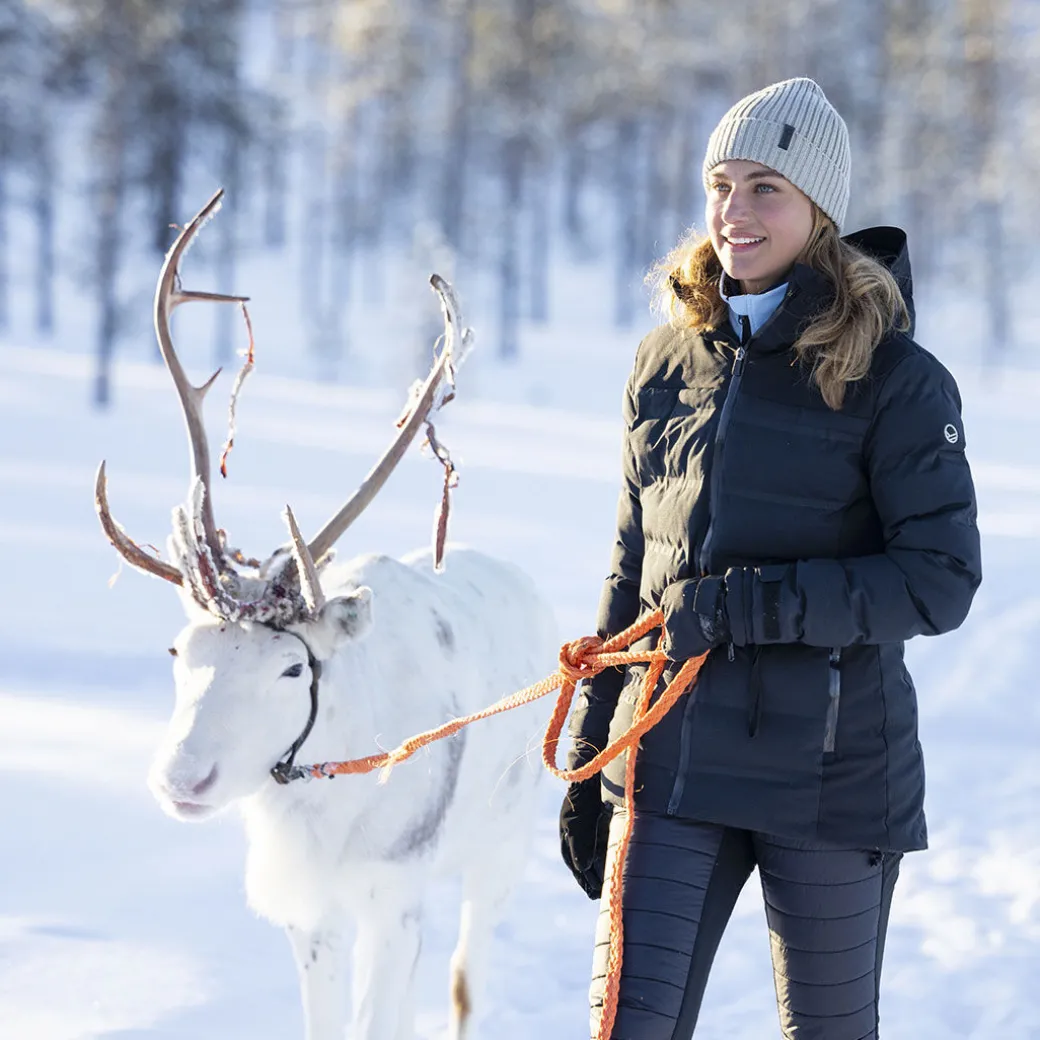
[659,575,730,661]
[559,776,613,900]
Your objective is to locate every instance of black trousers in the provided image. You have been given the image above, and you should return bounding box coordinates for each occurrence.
[589,810,901,1040]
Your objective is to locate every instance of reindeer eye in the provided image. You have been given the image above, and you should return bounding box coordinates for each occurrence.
[168,647,178,657]
[281,663,304,679]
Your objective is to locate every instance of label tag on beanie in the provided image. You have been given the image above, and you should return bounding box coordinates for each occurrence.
[778,124,795,150]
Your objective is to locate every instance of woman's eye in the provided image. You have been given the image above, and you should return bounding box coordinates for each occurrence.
[712,183,730,193]
[281,663,304,679]
[755,182,777,193]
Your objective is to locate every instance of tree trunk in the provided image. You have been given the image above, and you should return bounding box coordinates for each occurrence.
[498,135,524,360]
[262,98,289,249]
[613,117,639,328]
[979,200,1008,349]
[639,106,670,269]
[301,122,329,355]
[0,136,7,335]
[846,0,888,228]
[382,85,415,240]
[93,74,128,408]
[440,0,475,252]
[670,96,698,247]
[34,124,55,335]
[527,158,550,322]
[328,97,359,364]
[263,0,298,248]
[214,131,242,366]
[963,0,1009,353]
[562,124,587,252]
[150,86,185,255]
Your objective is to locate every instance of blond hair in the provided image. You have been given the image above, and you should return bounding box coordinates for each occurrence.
[646,209,910,410]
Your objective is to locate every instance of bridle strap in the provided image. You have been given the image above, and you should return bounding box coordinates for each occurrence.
[270,634,323,786]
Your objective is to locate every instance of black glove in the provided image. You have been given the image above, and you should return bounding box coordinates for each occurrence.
[660,575,729,661]
[559,776,613,900]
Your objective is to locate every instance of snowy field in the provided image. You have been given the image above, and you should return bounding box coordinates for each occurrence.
[1,278,1038,1038]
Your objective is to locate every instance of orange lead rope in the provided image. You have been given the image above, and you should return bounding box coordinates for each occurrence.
[285,609,706,1040]
[545,618,704,1040]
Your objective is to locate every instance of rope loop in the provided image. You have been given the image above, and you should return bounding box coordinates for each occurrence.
[558,635,606,682]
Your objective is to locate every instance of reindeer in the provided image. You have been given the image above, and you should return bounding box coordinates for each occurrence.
[95,192,557,1040]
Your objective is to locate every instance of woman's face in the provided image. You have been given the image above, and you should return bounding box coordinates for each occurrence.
[705,160,815,294]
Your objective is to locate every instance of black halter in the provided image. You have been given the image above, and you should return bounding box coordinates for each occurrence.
[269,632,323,785]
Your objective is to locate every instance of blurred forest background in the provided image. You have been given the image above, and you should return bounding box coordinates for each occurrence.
[0,0,1036,405]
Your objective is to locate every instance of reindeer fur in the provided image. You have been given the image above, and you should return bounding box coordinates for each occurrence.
[149,546,556,1040]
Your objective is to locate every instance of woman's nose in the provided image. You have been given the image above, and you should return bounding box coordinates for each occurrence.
[721,190,748,222]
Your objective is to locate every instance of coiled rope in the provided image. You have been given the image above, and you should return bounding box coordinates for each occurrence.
[286,608,705,1040]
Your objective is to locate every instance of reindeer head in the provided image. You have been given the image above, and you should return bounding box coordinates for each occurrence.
[95,190,472,819]
[148,586,373,820]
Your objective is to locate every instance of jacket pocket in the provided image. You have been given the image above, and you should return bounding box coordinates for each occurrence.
[823,647,843,754]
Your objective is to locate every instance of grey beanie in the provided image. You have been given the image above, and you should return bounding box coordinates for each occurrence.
[703,78,851,230]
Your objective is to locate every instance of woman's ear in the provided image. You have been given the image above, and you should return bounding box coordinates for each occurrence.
[303,586,374,656]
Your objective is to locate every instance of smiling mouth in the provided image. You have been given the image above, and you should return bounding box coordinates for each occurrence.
[724,235,766,251]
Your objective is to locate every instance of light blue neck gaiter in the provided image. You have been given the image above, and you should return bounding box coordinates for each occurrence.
[720,277,789,338]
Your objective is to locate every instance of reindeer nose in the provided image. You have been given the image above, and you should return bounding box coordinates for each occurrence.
[189,764,219,796]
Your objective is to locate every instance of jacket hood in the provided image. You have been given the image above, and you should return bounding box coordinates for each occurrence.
[842,225,915,336]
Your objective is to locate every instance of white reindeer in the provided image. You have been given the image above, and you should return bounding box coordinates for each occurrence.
[95,192,556,1040]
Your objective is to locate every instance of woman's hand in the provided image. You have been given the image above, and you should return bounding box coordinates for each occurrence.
[660,575,730,660]
[560,777,613,899]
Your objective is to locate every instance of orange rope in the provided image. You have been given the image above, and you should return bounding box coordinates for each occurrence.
[295,609,706,1040]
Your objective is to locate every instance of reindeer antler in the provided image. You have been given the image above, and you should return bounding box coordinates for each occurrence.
[95,462,184,585]
[97,196,475,627]
[95,189,248,599]
[154,189,249,558]
[304,274,473,563]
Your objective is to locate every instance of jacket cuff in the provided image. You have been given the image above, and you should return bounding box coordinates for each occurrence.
[724,564,793,645]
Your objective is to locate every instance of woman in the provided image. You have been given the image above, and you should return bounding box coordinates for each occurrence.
[560,78,982,1039]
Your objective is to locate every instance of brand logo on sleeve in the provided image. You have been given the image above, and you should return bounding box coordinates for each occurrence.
[944,423,959,444]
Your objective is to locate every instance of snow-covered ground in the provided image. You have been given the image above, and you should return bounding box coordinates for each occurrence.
[1,270,1038,1039]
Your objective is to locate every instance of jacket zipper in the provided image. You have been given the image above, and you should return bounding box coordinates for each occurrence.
[697,319,750,577]
[668,328,748,816]
[823,647,843,753]
[668,290,797,813]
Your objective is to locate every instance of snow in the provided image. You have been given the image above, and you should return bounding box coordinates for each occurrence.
[1,270,1038,1038]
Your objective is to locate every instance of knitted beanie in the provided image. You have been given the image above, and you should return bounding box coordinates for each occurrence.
[702,78,851,230]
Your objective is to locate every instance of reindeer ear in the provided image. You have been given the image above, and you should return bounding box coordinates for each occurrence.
[319,586,374,645]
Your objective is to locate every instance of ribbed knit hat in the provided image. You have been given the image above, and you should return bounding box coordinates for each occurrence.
[702,78,851,230]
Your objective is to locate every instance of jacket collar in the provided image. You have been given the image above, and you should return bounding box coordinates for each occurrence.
[709,226,915,354]
[711,262,833,355]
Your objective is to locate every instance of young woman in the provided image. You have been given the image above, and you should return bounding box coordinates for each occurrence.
[560,78,982,1039]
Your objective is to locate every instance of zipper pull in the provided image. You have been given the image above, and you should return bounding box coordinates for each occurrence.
[739,313,752,345]
[733,346,747,375]
[727,642,735,662]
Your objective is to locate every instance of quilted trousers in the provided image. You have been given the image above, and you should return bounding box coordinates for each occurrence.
[589,810,901,1040]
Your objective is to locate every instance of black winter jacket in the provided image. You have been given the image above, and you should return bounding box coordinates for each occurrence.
[568,228,982,852]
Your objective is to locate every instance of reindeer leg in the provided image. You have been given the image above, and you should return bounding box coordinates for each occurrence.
[449,847,528,1040]
[286,921,349,1040]
[351,891,423,1040]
